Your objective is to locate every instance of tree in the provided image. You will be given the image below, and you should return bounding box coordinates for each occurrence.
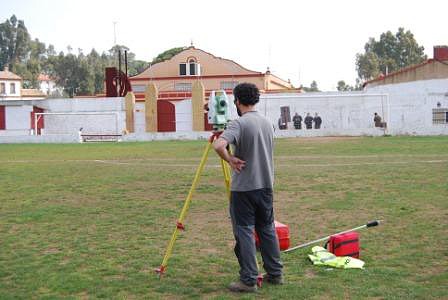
[0,15,31,70]
[52,52,94,97]
[108,44,149,76]
[302,80,320,92]
[337,80,351,91]
[151,47,186,65]
[356,27,427,81]
[1,15,151,95]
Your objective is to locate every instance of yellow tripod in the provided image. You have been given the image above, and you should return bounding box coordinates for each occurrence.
[155,131,231,276]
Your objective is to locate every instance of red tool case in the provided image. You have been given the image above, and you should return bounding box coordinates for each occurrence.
[326,231,360,258]
[255,220,290,251]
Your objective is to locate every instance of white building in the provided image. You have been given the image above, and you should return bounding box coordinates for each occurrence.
[38,74,62,96]
[363,45,448,133]
[0,66,22,100]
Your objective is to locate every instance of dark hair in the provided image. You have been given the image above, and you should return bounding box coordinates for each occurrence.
[233,83,260,105]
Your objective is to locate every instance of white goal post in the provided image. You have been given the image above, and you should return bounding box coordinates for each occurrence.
[33,112,120,136]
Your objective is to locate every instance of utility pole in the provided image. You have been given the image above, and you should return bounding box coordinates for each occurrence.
[113,21,117,46]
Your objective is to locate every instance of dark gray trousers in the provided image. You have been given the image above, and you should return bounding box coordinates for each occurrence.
[229,188,283,286]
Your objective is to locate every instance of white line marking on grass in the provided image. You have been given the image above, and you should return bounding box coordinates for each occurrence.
[71,158,448,168]
[2,158,447,168]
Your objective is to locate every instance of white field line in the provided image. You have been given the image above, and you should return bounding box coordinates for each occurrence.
[2,158,447,168]
[2,153,448,164]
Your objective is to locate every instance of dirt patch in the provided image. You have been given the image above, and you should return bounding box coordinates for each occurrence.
[43,248,61,255]
[304,269,317,278]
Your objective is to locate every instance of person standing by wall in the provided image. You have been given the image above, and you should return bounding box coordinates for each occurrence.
[278,116,287,130]
[213,83,283,293]
[313,113,322,129]
[304,113,313,129]
[292,112,302,129]
[374,112,382,127]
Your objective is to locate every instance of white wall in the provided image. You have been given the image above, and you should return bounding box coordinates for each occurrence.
[5,105,33,130]
[174,99,192,132]
[1,80,447,142]
[365,79,448,135]
[135,102,146,133]
[255,92,388,131]
[35,97,126,135]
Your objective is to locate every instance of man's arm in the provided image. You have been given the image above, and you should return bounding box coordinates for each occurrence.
[213,137,246,173]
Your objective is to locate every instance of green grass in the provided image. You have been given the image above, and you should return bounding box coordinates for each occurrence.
[0,136,447,299]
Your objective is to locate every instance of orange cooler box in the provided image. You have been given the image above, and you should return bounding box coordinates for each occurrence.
[255,220,290,251]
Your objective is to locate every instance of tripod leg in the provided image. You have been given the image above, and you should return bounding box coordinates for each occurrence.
[156,140,213,276]
[220,159,231,201]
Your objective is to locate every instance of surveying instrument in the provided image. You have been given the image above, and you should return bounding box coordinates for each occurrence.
[155,90,233,277]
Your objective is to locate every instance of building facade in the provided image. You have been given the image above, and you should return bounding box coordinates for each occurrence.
[129,46,295,101]
[129,46,296,132]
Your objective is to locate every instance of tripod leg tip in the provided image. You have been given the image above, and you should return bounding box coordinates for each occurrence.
[155,266,166,278]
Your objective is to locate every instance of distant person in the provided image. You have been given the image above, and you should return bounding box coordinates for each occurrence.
[78,127,83,143]
[292,113,302,129]
[374,113,382,127]
[278,117,287,130]
[313,113,322,129]
[304,113,313,129]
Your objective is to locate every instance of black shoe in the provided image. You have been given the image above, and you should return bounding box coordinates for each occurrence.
[263,273,284,285]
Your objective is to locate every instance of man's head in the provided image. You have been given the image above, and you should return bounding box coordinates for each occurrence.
[233,83,260,106]
[374,112,378,116]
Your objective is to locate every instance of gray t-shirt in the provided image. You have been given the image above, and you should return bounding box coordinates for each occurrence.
[221,111,274,191]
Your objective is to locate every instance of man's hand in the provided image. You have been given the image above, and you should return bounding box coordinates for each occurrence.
[213,137,246,173]
[228,156,246,173]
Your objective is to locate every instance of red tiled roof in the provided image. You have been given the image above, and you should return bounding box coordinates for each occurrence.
[0,68,22,80]
[38,74,52,81]
[363,59,435,87]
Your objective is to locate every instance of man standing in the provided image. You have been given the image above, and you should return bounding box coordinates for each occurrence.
[278,116,287,130]
[304,113,313,129]
[213,83,283,293]
[314,113,322,129]
[293,112,302,129]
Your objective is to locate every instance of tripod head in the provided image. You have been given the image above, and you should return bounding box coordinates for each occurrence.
[207,90,231,131]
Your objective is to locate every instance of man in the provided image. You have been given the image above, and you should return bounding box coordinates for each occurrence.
[213,83,283,293]
[292,112,302,129]
[278,116,287,130]
[374,112,382,127]
[304,113,313,129]
[313,113,322,129]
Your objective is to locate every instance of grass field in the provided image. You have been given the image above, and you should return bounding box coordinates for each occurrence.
[1,136,447,299]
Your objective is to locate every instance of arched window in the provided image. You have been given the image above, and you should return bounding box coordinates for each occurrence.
[179,57,201,76]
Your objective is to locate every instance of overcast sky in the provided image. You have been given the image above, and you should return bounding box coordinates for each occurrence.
[2,0,447,90]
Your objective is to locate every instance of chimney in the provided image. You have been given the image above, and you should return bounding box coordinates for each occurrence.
[434,45,448,61]
[4,66,8,72]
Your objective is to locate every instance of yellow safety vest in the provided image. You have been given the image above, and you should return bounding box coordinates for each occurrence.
[308,246,365,269]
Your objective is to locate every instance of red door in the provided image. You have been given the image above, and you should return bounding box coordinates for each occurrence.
[31,107,45,135]
[157,100,176,132]
[0,106,5,130]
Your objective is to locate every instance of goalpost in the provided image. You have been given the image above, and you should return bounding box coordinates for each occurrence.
[34,112,120,138]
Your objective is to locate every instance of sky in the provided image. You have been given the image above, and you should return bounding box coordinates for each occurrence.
[1,0,447,91]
